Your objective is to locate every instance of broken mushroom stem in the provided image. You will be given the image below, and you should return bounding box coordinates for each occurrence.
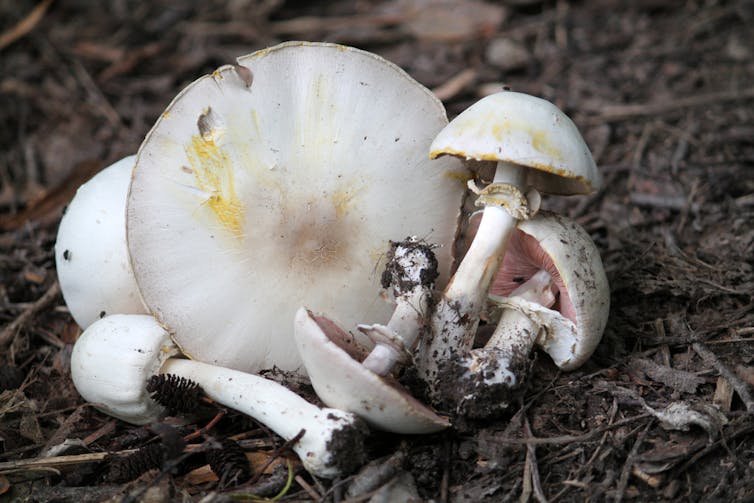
[70,314,366,478]
[358,237,438,376]
[459,270,558,398]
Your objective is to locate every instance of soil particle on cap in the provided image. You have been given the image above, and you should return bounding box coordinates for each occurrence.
[325,416,370,475]
[381,238,439,293]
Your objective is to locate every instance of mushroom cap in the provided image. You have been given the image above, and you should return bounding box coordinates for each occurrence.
[429,91,601,195]
[70,314,178,424]
[294,307,450,434]
[489,212,609,370]
[127,42,466,373]
[55,156,147,329]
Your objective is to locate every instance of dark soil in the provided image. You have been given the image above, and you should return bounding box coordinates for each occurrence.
[2,0,754,501]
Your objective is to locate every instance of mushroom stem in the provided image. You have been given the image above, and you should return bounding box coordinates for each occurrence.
[418,162,527,393]
[359,286,428,376]
[71,315,366,478]
[484,269,556,352]
[437,270,558,417]
[358,238,436,376]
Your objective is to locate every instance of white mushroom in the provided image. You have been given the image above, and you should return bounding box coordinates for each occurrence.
[416,91,602,395]
[293,238,449,434]
[126,41,466,374]
[440,212,609,418]
[55,156,147,329]
[294,308,449,434]
[70,314,367,478]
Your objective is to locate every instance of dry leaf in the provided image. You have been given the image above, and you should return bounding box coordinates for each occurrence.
[630,358,705,394]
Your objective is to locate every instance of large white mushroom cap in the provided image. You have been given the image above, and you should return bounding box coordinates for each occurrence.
[55,156,147,329]
[127,42,466,373]
[430,91,601,195]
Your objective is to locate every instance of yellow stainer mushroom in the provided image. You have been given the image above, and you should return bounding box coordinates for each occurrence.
[415,90,603,398]
[70,314,367,478]
[437,212,609,418]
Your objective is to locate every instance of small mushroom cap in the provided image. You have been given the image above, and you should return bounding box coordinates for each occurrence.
[490,212,609,370]
[70,314,179,424]
[55,156,147,329]
[127,42,466,373]
[430,91,601,195]
[294,307,450,434]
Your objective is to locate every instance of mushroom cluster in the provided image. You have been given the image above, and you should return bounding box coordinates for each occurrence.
[57,41,466,478]
[58,41,610,480]
[292,91,609,424]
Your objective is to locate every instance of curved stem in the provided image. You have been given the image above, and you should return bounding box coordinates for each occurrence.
[160,358,362,478]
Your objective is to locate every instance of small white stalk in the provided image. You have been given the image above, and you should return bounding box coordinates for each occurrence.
[71,314,366,478]
[359,237,437,376]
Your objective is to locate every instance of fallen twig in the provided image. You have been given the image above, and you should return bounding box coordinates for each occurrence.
[432,69,477,102]
[496,413,652,446]
[585,88,754,124]
[0,0,54,51]
[0,281,61,350]
[692,342,754,413]
[523,418,548,503]
[613,422,651,503]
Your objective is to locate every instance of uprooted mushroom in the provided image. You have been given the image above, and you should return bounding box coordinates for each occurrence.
[71,314,368,478]
[435,212,609,418]
[294,238,450,434]
[414,90,605,401]
[126,41,467,374]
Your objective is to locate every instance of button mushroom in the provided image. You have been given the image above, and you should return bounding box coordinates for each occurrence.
[293,238,449,434]
[439,212,609,418]
[126,41,466,374]
[416,91,602,396]
[70,314,367,478]
[55,156,147,329]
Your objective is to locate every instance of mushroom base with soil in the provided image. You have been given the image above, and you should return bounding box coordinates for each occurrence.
[433,213,609,419]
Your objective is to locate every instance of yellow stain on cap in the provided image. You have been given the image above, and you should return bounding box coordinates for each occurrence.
[186,129,245,238]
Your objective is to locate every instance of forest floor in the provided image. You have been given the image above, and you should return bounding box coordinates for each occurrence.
[1,0,754,501]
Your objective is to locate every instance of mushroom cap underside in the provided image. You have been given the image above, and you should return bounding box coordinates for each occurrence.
[430,91,601,195]
[127,42,467,373]
[489,212,609,370]
[294,307,450,434]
